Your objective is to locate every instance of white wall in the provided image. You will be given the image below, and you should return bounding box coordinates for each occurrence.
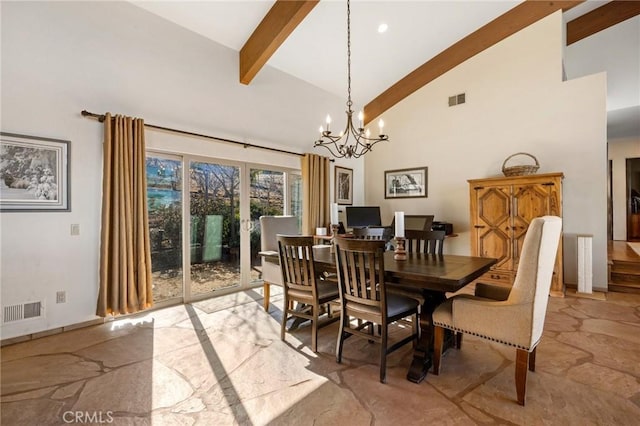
[0,1,363,339]
[609,137,640,240]
[564,16,639,113]
[364,12,608,289]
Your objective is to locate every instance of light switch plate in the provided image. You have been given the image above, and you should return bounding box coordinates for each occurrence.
[71,224,80,236]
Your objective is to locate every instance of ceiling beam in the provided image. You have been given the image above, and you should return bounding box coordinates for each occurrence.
[567,0,640,45]
[364,0,584,125]
[240,0,318,85]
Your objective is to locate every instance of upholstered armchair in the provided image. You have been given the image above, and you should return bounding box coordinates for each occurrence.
[432,215,562,405]
[259,216,299,311]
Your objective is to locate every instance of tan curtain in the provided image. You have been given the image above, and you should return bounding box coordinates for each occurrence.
[301,153,330,235]
[97,113,152,317]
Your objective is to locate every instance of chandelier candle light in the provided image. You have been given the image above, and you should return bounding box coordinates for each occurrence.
[314,0,389,159]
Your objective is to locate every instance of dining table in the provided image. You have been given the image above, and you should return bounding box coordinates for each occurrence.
[262,244,497,383]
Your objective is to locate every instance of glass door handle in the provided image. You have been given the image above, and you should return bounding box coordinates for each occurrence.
[241,219,254,232]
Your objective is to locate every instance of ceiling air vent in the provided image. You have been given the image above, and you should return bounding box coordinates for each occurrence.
[3,301,43,323]
[448,93,466,107]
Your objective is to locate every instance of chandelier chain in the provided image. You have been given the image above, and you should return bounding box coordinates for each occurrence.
[346,0,352,110]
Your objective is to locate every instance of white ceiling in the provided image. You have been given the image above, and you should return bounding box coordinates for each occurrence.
[131,0,639,138]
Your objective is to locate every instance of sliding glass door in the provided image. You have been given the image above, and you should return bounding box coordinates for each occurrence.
[189,160,241,299]
[147,153,300,304]
[249,168,285,284]
[146,154,184,304]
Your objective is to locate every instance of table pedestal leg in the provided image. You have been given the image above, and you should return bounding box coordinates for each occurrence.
[407,290,446,383]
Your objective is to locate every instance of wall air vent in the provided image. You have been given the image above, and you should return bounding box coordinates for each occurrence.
[3,301,43,323]
[448,92,466,107]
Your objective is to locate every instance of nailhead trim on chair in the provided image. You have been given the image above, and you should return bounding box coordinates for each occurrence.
[432,321,535,352]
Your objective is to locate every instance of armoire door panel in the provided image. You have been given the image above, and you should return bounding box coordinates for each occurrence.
[512,184,550,264]
[513,184,549,226]
[478,187,511,228]
[478,228,511,269]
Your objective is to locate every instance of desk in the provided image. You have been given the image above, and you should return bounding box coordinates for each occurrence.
[261,246,496,383]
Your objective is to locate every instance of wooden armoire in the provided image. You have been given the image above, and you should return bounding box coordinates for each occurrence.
[468,172,564,297]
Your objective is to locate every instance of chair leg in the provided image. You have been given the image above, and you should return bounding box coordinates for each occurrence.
[380,324,388,383]
[515,348,529,406]
[456,332,463,349]
[529,347,536,372]
[281,293,288,342]
[311,305,319,353]
[367,321,375,344]
[336,314,346,363]
[263,282,271,311]
[433,326,445,375]
[412,312,419,348]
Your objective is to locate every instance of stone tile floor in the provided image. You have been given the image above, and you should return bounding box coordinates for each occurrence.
[1,287,640,425]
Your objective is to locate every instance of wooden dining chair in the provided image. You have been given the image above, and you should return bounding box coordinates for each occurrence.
[405,229,445,255]
[277,235,340,352]
[334,238,420,383]
[432,216,563,405]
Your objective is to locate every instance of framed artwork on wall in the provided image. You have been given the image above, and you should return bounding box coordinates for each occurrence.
[384,167,428,199]
[0,132,70,211]
[335,166,353,205]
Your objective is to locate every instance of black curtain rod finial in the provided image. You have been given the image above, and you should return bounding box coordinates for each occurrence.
[81,110,106,122]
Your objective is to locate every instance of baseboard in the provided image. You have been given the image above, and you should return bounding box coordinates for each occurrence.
[565,288,607,301]
[1,317,106,347]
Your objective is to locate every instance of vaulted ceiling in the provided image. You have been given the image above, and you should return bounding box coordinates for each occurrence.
[131,0,639,138]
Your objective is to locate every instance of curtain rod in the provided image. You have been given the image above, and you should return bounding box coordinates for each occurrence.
[80,110,321,160]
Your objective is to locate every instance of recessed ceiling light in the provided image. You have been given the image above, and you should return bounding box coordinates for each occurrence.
[378,23,388,33]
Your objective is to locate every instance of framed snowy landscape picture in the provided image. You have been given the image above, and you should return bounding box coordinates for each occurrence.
[0,132,70,211]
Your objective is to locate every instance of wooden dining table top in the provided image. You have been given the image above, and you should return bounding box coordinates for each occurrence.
[311,245,497,294]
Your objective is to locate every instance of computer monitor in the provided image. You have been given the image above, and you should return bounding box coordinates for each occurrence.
[345,206,382,228]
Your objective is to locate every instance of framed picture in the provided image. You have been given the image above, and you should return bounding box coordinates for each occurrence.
[384,167,428,199]
[0,132,70,211]
[335,166,353,205]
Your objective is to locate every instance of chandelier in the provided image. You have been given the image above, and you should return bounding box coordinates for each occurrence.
[314,0,388,159]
